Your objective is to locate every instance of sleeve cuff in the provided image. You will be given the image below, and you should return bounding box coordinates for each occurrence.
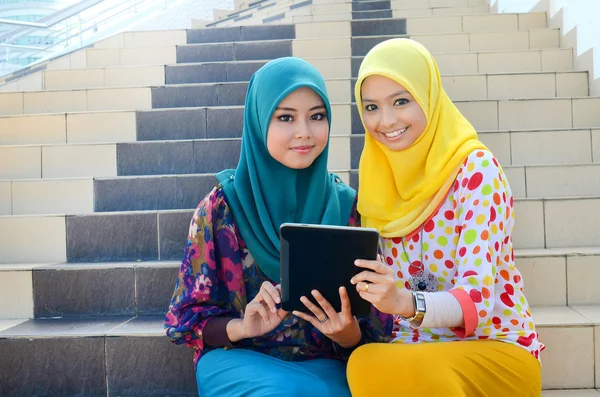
[448,289,478,338]
[203,317,235,348]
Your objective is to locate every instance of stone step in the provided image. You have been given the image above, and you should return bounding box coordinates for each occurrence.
[3,66,587,103]
[2,150,600,215]
[1,46,576,93]
[2,195,600,263]
[1,121,599,179]
[2,249,600,318]
[0,316,197,397]
[543,391,600,396]
[0,306,597,394]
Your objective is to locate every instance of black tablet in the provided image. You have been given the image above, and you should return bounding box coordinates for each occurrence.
[279,223,380,318]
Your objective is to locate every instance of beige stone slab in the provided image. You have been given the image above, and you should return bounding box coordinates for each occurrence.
[312,3,351,15]
[542,390,600,397]
[455,100,498,130]
[311,12,353,22]
[567,257,600,305]
[470,31,530,52]
[295,21,351,39]
[573,98,600,128]
[0,215,66,263]
[511,129,591,166]
[328,136,350,169]
[478,132,510,165]
[393,9,432,18]
[292,15,314,23]
[0,270,33,318]
[104,66,165,87]
[66,111,137,143]
[23,91,87,114]
[0,319,28,331]
[44,69,105,90]
[307,58,351,79]
[526,164,600,198]
[119,47,177,66]
[436,53,478,75]
[87,88,152,111]
[12,178,94,215]
[13,73,43,92]
[86,48,121,68]
[431,0,468,6]
[487,73,556,100]
[541,49,573,72]
[441,74,487,101]
[331,104,352,135]
[0,92,24,116]
[293,38,351,58]
[556,72,588,97]
[0,114,66,145]
[123,30,187,48]
[46,56,71,70]
[517,256,566,306]
[478,51,542,74]
[499,99,572,130]
[412,33,470,53]
[533,306,591,326]
[537,325,594,389]
[0,81,18,92]
[513,199,545,249]
[0,181,10,216]
[325,79,351,103]
[519,12,547,30]
[593,129,600,162]
[42,144,117,178]
[391,0,432,10]
[462,14,518,33]
[69,51,87,69]
[545,198,600,248]
[93,33,125,49]
[0,146,41,179]
[530,29,560,49]
[432,6,477,16]
[407,16,462,34]
[503,166,526,198]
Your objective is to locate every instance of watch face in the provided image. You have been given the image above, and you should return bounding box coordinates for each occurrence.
[415,294,426,312]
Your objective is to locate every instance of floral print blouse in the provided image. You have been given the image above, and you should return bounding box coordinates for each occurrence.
[165,186,393,366]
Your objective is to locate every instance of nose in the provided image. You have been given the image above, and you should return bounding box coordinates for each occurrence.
[294,118,312,139]
[380,106,398,130]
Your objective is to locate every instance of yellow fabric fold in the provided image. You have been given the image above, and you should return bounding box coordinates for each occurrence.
[355,38,488,237]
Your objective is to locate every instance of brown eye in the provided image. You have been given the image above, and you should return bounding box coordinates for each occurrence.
[278,115,293,122]
[365,104,378,111]
[310,113,326,121]
[394,98,409,106]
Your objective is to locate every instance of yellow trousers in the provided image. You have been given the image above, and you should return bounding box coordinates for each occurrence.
[347,341,541,397]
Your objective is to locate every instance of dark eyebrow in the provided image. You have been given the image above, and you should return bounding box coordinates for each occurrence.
[275,105,326,112]
[362,90,409,103]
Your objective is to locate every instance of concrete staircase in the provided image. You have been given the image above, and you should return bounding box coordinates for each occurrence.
[1,0,599,395]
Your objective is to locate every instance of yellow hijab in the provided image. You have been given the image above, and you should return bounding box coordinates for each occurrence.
[356,38,487,237]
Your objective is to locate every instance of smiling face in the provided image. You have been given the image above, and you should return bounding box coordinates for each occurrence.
[360,74,428,152]
[266,86,329,169]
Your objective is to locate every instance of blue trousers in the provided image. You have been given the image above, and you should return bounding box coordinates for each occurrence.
[196,348,351,397]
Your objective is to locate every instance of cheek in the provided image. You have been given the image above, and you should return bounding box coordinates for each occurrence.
[315,123,329,146]
[362,113,378,133]
[266,125,286,157]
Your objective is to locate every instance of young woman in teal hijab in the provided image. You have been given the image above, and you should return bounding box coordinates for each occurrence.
[165,57,392,396]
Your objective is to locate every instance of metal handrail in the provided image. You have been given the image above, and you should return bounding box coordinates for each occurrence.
[0,0,168,76]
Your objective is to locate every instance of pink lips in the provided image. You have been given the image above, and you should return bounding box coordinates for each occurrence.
[291,146,314,154]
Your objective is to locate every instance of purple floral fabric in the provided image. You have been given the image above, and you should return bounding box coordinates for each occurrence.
[165,185,393,366]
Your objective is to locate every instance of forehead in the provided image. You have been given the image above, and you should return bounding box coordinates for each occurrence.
[278,86,323,105]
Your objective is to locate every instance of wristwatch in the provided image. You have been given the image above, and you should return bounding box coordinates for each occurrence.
[401,291,426,328]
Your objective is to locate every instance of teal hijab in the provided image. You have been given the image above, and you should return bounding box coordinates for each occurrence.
[216,57,356,281]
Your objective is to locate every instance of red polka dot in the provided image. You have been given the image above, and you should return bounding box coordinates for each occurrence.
[505,284,515,295]
[444,210,454,221]
[467,172,483,190]
[461,178,469,188]
[459,247,467,257]
[510,196,514,207]
[386,256,393,266]
[492,157,499,166]
[465,210,473,221]
[500,293,514,307]
[490,206,497,222]
[464,270,478,277]
[486,252,492,263]
[513,275,521,283]
[392,237,402,244]
[470,290,482,303]
[412,233,420,243]
[445,260,454,269]
[424,219,435,233]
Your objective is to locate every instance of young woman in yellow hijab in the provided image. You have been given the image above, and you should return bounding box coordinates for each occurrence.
[347,38,544,396]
